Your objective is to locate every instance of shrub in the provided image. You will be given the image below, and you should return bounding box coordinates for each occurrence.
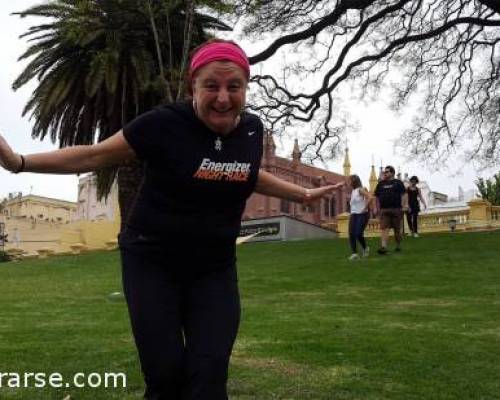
[0,251,11,263]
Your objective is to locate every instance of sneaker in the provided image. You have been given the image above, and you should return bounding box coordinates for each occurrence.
[362,246,370,257]
[413,233,419,238]
[348,253,360,261]
[377,247,388,255]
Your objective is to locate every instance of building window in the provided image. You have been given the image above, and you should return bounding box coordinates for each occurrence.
[280,199,290,214]
[324,197,336,217]
[302,204,315,213]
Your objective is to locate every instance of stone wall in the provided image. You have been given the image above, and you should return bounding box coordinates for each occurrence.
[330,199,500,238]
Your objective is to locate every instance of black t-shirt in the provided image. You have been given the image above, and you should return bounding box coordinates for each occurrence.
[374,179,406,209]
[407,187,420,211]
[121,102,263,268]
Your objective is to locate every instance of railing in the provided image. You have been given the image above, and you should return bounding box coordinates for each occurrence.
[334,199,499,237]
[492,206,500,221]
[419,209,469,231]
[366,218,380,235]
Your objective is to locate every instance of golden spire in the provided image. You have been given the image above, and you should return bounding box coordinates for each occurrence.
[369,155,378,192]
[343,146,351,176]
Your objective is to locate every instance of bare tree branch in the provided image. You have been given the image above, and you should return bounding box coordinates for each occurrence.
[240,0,500,167]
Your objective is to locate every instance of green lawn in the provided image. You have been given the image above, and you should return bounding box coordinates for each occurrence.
[0,231,499,399]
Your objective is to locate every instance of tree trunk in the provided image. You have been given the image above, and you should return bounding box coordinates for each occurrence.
[117,162,144,232]
[146,0,173,103]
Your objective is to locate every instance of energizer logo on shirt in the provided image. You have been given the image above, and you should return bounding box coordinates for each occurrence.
[193,158,251,182]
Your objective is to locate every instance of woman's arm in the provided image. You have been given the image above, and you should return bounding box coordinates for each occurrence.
[402,192,409,211]
[417,188,427,209]
[255,170,344,203]
[0,130,136,174]
[359,187,374,211]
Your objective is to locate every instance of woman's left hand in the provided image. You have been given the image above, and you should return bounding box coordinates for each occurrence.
[304,182,344,203]
[0,133,22,172]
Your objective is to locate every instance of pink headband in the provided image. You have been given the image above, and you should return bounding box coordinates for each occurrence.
[189,42,250,80]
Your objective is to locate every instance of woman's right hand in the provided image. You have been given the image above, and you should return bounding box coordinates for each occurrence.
[0,133,22,172]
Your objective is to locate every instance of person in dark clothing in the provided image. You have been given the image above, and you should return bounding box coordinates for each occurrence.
[0,40,342,400]
[374,165,408,254]
[406,175,427,237]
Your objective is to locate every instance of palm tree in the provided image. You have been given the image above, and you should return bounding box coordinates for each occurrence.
[12,0,232,229]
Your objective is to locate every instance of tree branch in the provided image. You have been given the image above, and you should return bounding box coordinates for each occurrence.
[248,0,377,64]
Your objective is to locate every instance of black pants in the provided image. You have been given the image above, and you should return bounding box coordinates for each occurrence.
[119,231,240,400]
[406,210,419,233]
[349,213,369,253]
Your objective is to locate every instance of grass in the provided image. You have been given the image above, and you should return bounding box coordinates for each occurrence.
[0,231,499,399]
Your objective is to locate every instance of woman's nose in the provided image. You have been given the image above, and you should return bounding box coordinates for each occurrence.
[216,88,230,103]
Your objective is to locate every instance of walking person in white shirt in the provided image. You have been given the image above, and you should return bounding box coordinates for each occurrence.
[348,175,373,260]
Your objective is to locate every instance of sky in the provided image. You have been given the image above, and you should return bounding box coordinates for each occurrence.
[0,1,495,203]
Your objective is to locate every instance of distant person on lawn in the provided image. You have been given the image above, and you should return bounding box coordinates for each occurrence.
[347,175,373,260]
[374,165,408,254]
[406,175,427,237]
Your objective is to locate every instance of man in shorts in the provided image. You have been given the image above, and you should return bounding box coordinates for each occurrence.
[374,165,407,254]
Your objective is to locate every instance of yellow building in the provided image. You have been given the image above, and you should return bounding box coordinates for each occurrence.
[2,193,77,224]
[0,188,119,256]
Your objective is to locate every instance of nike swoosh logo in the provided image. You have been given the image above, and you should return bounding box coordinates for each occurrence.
[248,131,256,136]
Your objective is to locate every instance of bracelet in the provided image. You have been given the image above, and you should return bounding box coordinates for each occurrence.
[14,154,25,174]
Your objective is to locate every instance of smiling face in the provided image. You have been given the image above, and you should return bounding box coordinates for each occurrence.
[192,61,248,135]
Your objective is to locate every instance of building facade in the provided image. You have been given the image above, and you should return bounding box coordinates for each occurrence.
[242,132,350,225]
[2,193,77,223]
[76,174,117,221]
